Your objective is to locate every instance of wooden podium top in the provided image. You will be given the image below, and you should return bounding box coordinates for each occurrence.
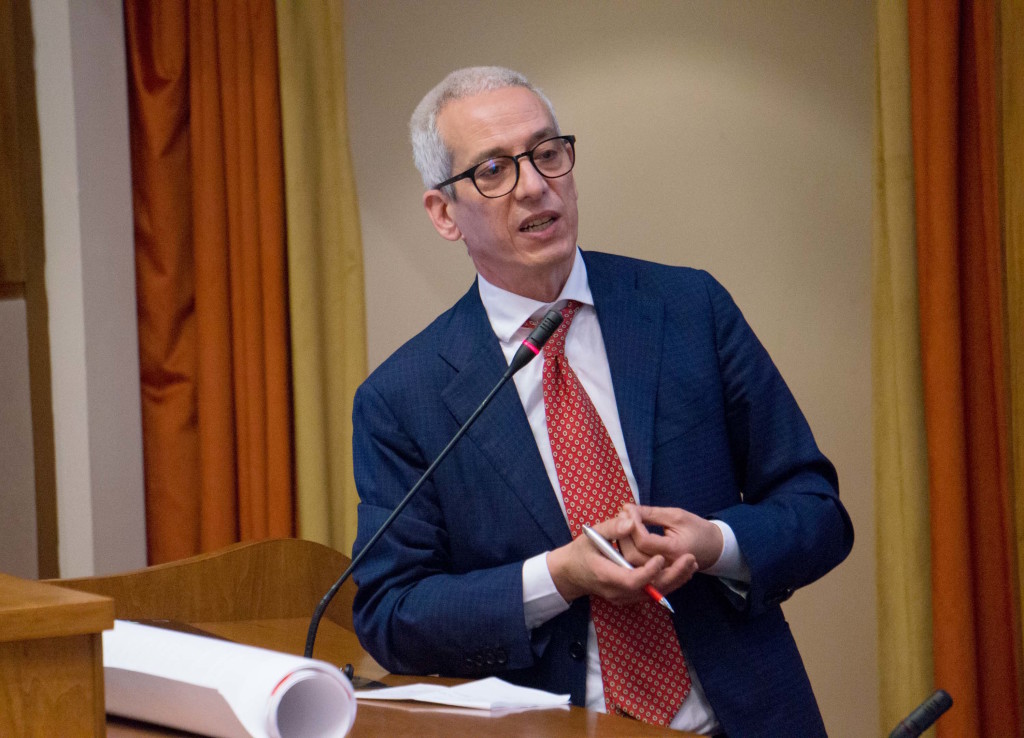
[0,573,113,643]
[1,573,114,736]
[53,538,683,737]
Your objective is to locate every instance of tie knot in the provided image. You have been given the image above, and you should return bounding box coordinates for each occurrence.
[526,299,581,358]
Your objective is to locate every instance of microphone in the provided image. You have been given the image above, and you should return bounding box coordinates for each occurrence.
[507,308,564,375]
[888,689,953,738]
[304,308,564,659]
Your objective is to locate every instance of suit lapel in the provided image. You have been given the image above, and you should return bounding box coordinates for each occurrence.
[438,285,572,549]
[584,253,664,505]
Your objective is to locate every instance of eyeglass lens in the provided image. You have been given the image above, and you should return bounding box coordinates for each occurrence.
[472,137,574,198]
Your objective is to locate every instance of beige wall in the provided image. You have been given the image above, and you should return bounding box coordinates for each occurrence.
[35,0,148,578]
[0,0,147,579]
[344,1,875,735]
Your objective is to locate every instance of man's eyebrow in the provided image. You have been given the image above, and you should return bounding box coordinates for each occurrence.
[466,127,559,166]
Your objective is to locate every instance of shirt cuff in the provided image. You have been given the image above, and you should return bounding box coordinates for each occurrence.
[522,552,571,630]
[702,520,751,582]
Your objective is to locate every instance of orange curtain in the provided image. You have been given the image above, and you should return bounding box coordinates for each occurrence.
[908,1,1022,734]
[125,0,294,564]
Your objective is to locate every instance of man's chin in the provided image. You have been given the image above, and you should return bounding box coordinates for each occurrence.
[516,232,576,259]
[522,239,576,268]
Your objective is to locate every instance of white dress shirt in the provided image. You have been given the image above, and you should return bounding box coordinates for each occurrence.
[477,249,749,734]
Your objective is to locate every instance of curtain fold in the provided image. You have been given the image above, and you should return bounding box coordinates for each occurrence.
[872,1,934,732]
[1002,0,1024,668]
[907,1,1022,734]
[274,0,367,553]
[126,0,294,564]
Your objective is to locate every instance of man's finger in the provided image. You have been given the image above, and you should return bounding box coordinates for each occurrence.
[653,553,698,594]
[631,524,683,558]
[591,545,664,588]
[637,504,686,527]
[618,504,646,528]
[617,526,651,567]
[589,515,632,541]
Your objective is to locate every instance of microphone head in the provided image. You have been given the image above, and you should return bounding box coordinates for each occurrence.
[527,309,564,351]
[888,689,953,738]
[506,308,564,377]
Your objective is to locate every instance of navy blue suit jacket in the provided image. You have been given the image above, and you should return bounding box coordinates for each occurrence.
[351,251,853,737]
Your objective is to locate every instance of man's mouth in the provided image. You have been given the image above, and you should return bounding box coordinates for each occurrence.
[520,216,556,233]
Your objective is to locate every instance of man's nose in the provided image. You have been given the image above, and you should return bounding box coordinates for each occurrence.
[513,156,547,199]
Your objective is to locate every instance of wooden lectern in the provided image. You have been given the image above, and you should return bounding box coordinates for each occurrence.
[6,538,680,736]
[0,573,113,736]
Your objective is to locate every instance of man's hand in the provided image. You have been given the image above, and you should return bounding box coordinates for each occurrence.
[617,504,724,595]
[546,516,698,605]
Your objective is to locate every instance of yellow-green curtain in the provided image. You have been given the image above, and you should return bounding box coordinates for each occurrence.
[1003,0,1024,665]
[274,0,367,553]
[872,1,934,732]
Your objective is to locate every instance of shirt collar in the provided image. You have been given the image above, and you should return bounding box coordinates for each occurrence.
[477,248,593,343]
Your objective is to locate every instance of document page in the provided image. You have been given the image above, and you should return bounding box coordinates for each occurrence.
[355,676,569,710]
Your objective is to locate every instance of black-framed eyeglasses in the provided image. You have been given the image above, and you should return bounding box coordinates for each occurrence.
[435,135,576,198]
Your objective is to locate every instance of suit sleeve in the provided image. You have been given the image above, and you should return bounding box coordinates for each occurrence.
[349,380,540,676]
[698,272,854,618]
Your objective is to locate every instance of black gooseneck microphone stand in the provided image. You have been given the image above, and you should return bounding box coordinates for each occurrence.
[304,308,564,661]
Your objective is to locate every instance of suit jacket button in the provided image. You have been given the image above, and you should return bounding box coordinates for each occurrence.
[495,648,508,665]
[484,649,496,666]
[569,641,585,660]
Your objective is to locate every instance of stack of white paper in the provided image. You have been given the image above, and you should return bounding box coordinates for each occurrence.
[355,676,569,710]
[103,620,356,738]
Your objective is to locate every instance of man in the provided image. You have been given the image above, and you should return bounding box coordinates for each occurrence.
[351,67,853,736]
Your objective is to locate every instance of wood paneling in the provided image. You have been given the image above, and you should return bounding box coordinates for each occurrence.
[0,0,40,286]
[0,573,113,640]
[57,537,355,629]
[0,0,57,579]
[0,574,113,737]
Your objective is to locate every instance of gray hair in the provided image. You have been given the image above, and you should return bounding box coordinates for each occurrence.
[410,66,560,195]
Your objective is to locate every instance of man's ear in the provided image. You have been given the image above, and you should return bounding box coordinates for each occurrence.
[423,189,462,242]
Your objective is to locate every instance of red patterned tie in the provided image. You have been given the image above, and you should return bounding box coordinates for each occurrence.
[536,300,691,725]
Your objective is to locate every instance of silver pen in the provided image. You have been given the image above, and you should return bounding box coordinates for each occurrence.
[581,524,675,613]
